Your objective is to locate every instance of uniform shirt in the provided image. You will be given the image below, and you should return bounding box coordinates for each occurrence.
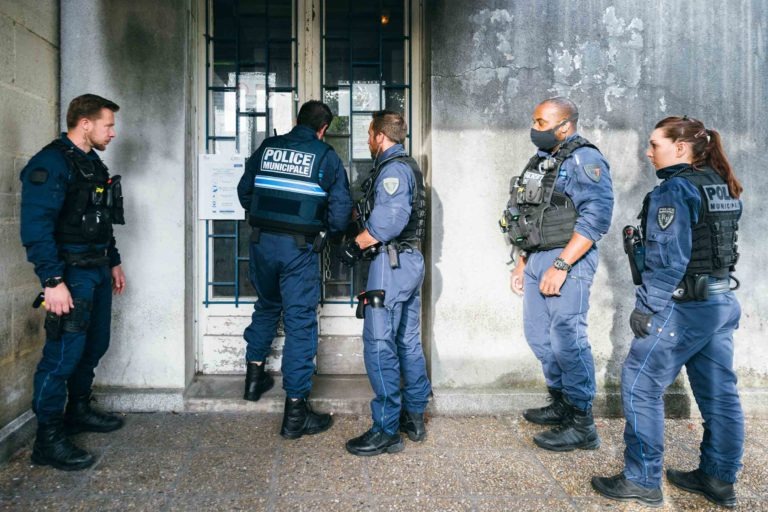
[19,133,121,287]
[238,125,352,234]
[634,164,705,314]
[365,144,414,243]
[538,133,614,243]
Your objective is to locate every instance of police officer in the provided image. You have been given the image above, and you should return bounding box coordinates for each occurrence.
[20,94,126,471]
[340,110,431,456]
[592,117,744,508]
[504,97,614,451]
[237,100,352,439]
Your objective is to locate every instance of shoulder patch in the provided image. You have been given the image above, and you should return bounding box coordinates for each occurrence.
[657,207,675,230]
[382,177,399,195]
[28,168,49,184]
[583,163,602,182]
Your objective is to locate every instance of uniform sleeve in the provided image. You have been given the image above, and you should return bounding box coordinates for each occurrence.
[321,150,352,234]
[365,161,413,243]
[563,148,614,243]
[238,148,261,213]
[635,178,701,314]
[19,152,68,285]
[107,236,121,267]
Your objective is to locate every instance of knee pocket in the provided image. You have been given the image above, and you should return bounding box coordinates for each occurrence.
[62,298,92,333]
[364,305,392,341]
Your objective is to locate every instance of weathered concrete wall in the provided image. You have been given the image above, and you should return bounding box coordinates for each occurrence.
[429,1,768,399]
[0,0,59,430]
[61,0,194,392]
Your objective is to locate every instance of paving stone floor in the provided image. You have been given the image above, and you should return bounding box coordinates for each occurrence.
[1,413,767,511]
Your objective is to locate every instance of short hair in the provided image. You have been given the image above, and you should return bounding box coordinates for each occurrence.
[540,96,579,126]
[66,94,120,129]
[297,100,334,131]
[371,110,407,144]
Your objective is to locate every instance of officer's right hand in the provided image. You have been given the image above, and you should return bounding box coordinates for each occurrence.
[44,283,74,316]
[339,239,363,267]
[629,308,653,338]
[510,264,525,296]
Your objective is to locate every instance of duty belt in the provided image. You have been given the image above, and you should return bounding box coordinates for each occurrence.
[376,240,421,254]
[61,249,110,268]
[672,276,732,302]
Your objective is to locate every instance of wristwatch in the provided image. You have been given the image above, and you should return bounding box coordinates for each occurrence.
[552,257,572,272]
[43,276,64,288]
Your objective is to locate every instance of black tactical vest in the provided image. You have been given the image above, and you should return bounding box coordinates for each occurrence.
[248,135,331,235]
[359,154,426,244]
[641,166,739,278]
[503,136,599,252]
[49,139,125,245]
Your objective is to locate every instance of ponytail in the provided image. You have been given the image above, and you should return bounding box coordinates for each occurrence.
[705,129,743,199]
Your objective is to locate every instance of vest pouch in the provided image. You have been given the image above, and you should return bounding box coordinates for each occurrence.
[521,175,545,204]
[109,176,125,225]
[538,204,577,250]
[81,210,106,240]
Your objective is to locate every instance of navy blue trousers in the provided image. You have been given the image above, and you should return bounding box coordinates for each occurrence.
[33,264,112,424]
[523,247,598,411]
[622,292,743,488]
[243,232,319,398]
[362,250,432,435]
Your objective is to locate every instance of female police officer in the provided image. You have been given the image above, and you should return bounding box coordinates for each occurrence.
[592,116,744,508]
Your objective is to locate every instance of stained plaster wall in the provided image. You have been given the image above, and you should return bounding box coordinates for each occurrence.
[428,1,767,405]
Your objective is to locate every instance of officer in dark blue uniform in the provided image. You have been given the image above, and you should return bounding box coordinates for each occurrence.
[20,94,126,471]
[593,117,744,508]
[340,110,431,456]
[237,100,352,439]
[504,97,614,451]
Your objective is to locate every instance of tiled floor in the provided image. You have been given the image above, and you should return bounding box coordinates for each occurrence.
[1,413,766,511]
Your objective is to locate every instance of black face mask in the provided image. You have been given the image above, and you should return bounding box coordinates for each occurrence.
[530,118,571,151]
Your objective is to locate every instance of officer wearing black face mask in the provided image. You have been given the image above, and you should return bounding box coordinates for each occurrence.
[502,97,614,451]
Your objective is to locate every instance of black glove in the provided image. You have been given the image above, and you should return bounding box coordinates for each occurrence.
[629,308,653,338]
[339,239,363,267]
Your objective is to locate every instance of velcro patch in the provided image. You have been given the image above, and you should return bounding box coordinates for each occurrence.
[28,168,49,184]
[382,177,399,195]
[657,207,675,230]
[702,184,740,212]
[583,164,601,182]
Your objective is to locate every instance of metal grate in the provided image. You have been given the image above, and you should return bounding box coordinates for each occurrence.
[204,0,298,306]
[320,0,412,305]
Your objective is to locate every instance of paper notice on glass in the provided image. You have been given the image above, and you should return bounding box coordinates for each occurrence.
[198,154,246,220]
[352,82,381,112]
[351,114,374,160]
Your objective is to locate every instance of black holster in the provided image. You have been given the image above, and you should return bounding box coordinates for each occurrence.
[672,274,710,302]
[355,289,385,319]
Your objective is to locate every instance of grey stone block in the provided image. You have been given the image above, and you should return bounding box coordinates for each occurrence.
[0,0,58,44]
[0,87,57,156]
[0,13,13,85]
[14,23,57,100]
[0,292,13,361]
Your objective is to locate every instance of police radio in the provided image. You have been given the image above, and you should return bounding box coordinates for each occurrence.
[622,225,645,286]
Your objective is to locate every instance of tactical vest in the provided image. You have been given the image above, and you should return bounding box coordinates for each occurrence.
[48,139,125,245]
[248,136,332,235]
[641,166,739,278]
[503,136,599,252]
[358,154,426,244]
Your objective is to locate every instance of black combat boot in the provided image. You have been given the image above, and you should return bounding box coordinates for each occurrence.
[280,397,333,439]
[667,468,737,508]
[533,403,600,451]
[523,388,568,425]
[346,429,404,456]
[243,362,274,402]
[591,473,664,507]
[64,394,124,434]
[399,410,427,442]
[31,419,95,471]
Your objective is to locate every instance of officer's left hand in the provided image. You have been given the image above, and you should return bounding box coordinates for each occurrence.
[339,239,363,267]
[539,267,567,296]
[111,264,126,295]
